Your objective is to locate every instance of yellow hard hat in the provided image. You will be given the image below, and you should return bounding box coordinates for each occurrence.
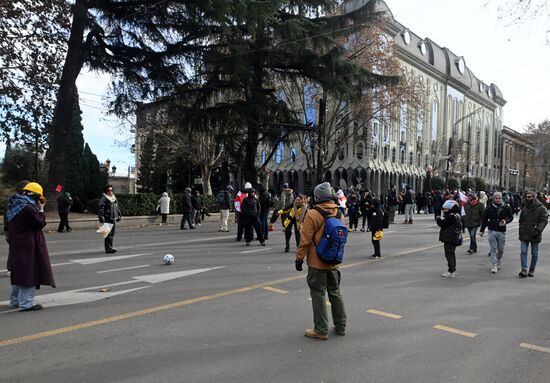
[22,182,44,198]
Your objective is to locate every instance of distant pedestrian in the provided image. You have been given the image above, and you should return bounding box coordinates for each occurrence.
[234,183,251,241]
[346,192,360,232]
[157,192,170,224]
[283,194,307,252]
[270,183,294,227]
[403,185,415,224]
[7,181,55,311]
[479,191,488,209]
[480,192,514,274]
[432,190,443,219]
[98,185,122,253]
[295,182,346,340]
[180,188,195,230]
[359,190,373,231]
[257,184,273,240]
[387,185,398,224]
[56,191,73,233]
[436,199,462,278]
[517,191,548,278]
[464,192,484,254]
[191,190,203,226]
[369,198,384,258]
[241,188,265,246]
[217,185,233,232]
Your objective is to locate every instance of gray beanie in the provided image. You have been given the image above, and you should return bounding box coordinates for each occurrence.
[314,182,333,202]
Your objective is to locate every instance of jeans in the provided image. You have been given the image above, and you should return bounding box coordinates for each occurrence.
[219,209,230,231]
[180,212,194,229]
[467,227,478,252]
[10,285,35,309]
[488,231,506,267]
[260,210,269,240]
[444,243,456,273]
[307,268,346,335]
[520,241,539,271]
[404,204,415,221]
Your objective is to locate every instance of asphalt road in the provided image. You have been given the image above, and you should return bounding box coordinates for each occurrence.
[0,214,549,383]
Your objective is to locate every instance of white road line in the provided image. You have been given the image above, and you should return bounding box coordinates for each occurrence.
[51,262,73,267]
[71,253,152,265]
[520,343,550,354]
[241,247,273,254]
[97,264,151,274]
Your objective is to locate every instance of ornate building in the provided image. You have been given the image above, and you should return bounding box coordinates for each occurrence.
[263,0,507,195]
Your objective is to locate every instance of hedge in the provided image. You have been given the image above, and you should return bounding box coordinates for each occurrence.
[85,193,220,216]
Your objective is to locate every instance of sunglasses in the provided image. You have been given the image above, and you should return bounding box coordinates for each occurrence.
[526,196,534,199]
[107,189,114,192]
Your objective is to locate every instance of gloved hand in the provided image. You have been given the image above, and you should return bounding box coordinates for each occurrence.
[278,209,284,215]
[295,259,303,271]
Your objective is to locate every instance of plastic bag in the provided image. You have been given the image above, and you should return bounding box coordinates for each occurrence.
[96,223,114,238]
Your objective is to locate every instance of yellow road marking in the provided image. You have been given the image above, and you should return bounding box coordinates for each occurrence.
[520,343,550,354]
[367,309,402,319]
[262,286,288,294]
[0,244,440,348]
[433,325,477,338]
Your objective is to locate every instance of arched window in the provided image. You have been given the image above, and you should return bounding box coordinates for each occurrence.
[400,149,405,164]
[476,121,481,158]
[409,152,414,165]
[356,142,364,160]
[372,143,378,160]
[392,148,396,163]
[261,150,267,164]
[417,152,421,167]
[431,100,439,148]
[383,146,389,161]
[290,147,297,163]
[275,142,284,164]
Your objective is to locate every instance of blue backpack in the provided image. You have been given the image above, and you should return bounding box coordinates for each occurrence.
[312,206,348,265]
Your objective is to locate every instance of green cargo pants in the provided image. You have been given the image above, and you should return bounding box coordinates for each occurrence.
[307,267,347,335]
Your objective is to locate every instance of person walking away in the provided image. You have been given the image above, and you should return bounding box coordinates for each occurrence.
[241,188,265,246]
[480,191,514,274]
[257,184,272,241]
[479,191,488,209]
[283,194,307,252]
[346,192,360,232]
[436,200,462,278]
[360,190,373,230]
[432,190,443,219]
[234,183,251,241]
[7,181,55,310]
[191,190,203,226]
[464,192,484,254]
[56,191,73,233]
[295,182,346,340]
[370,198,384,258]
[387,185,398,224]
[158,192,170,224]
[98,185,122,253]
[403,185,415,224]
[518,191,548,278]
[217,185,233,232]
[180,188,195,230]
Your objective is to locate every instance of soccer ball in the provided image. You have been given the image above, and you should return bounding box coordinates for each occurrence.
[163,254,174,265]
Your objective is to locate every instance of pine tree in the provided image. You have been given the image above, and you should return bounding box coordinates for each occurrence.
[82,143,104,200]
[63,89,86,198]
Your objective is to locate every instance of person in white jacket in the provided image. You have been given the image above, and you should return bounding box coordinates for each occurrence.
[158,192,171,224]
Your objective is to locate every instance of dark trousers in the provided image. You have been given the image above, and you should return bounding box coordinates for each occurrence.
[193,209,201,225]
[371,230,381,257]
[444,242,456,273]
[180,212,194,229]
[389,206,396,223]
[434,208,441,219]
[105,223,116,253]
[260,210,270,240]
[58,212,71,232]
[284,221,300,247]
[236,211,244,240]
[161,213,167,223]
[467,227,478,251]
[348,215,358,230]
[244,216,263,243]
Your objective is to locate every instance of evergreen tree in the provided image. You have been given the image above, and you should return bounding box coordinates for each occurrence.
[82,143,104,200]
[1,142,43,186]
[63,89,86,198]
[137,135,155,193]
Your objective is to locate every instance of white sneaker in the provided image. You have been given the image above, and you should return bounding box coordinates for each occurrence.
[491,266,498,274]
[5,271,11,278]
[497,262,502,270]
[441,272,456,278]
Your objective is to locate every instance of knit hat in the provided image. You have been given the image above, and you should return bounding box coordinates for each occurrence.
[442,200,456,210]
[314,182,333,202]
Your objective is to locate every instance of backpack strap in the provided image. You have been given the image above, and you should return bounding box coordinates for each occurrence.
[311,206,341,247]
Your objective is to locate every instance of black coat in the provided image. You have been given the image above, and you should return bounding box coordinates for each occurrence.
[403,189,415,204]
[370,206,384,231]
[181,193,193,213]
[518,199,548,243]
[57,194,72,214]
[191,195,203,210]
[241,196,260,219]
[481,202,513,233]
[436,206,461,244]
[98,195,121,224]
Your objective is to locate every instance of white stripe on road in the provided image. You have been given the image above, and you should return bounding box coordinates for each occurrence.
[51,262,73,267]
[71,253,152,265]
[97,264,151,274]
[520,343,550,354]
[241,247,272,254]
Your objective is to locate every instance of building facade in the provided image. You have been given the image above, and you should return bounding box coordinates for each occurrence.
[500,126,534,192]
[263,0,507,195]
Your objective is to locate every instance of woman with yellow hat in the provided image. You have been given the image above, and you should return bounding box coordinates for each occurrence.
[6,181,55,311]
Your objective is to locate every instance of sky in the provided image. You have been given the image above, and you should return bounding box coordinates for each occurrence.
[2,0,549,175]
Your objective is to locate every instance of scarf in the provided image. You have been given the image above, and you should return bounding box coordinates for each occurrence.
[103,193,116,203]
[6,194,36,222]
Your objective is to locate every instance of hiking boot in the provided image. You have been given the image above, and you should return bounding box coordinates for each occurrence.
[491,266,498,274]
[334,327,346,336]
[285,245,290,253]
[360,228,365,232]
[106,249,117,254]
[19,304,43,312]
[441,272,456,278]
[402,220,408,224]
[466,249,473,255]
[260,241,266,246]
[304,329,328,340]
[528,269,535,277]
[408,220,413,224]
[518,270,528,278]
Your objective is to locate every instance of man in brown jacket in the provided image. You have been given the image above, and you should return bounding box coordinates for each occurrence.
[295,182,346,340]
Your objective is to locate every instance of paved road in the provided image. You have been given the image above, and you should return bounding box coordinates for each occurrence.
[0,214,549,383]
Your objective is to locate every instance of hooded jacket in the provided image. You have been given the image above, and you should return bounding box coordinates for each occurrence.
[158,192,170,214]
[518,198,548,243]
[436,204,461,244]
[296,201,340,270]
[464,198,484,228]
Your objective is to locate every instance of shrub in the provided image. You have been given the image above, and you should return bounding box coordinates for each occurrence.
[473,177,487,192]
[448,178,460,191]
[85,198,100,214]
[431,176,444,191]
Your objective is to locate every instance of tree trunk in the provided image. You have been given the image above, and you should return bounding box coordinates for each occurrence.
[242,123,259,185]
[200,165,213,195]
[45,0,88,200]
